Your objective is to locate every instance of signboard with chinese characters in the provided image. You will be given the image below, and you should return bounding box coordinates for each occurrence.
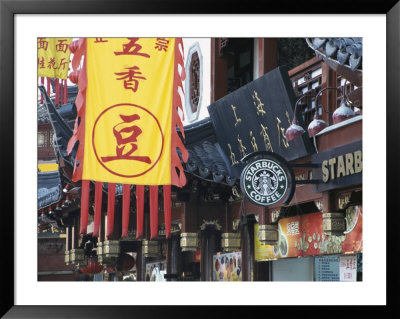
[254,206,362,261]
[66,38,187,239]
[339,254,357,281]
[83,38,177,185]
[312,140,362,192]
[38,38,72,79]
[314,255,340,281]
[208,66,313,179]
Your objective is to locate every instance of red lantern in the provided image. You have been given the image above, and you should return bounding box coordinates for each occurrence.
[332,99,356,124]
[69,40,79,53]
[285,119,305,141]
[80,257,104,274]
[307,114,328,137]
[68,70,80,84]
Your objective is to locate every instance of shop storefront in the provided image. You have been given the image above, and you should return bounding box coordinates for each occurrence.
[249,123,363,282]
[254,206,362,281]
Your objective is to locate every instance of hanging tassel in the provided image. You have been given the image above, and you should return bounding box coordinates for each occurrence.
[55,78,59,105]
[79,180,90,235]
[163,185,171,239]
[136,185,144,239]
[46,77,51,99]
[93,181,103,237]
[60,80,64,104]
[40,77,44,104]
[122,184,131,238]
[64,79,68,104]
[149,186,159,240]
[59,80,63,105]
[61,79,65,104]
[106,183,116,238]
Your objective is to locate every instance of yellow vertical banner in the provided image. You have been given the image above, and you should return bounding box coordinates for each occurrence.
[83,38,175,185]
[37,37,72,79]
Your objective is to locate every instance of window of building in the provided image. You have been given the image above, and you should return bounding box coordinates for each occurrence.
[38,132,46,147]
[225,38,254,93]
[184,42,203,123]
[291,65,323,126]
[189,52,200,114]
[336,75,361,113]
[49,131,54,146]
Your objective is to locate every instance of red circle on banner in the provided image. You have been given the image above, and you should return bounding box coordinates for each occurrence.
[92,103,164,178]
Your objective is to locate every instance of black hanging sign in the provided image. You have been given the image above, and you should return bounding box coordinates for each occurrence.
[208,66,313,179]
[311,140,362,192]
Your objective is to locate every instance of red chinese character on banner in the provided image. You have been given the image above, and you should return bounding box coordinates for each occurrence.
[114,38,150,58]
[38,38,49,50]
[55,39,69,53]
[94,38,108,43]
[47,58,57,69]
[154,38,169,52]
[101,114,151,164]
[115,66,146,92]
[38,57,45,69]
[58,58,68,70]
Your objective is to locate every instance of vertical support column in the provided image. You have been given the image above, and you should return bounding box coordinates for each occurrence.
[181,193,198,233]
[65,223,72,266]
[166,233,182,281]
[144,203,150,239]
[321,62,337,125]
[322,191,333,214]
[211,38,228,103]
[137,202,150,281]
[99,208,106,243]
[107,200,122,240]
[179,186,199,280]
[136,243,145,281]
[253,207,266,281]
[200,226,220,281]
[258,207,266,226]
[71,212,80,249]
[65,225,72,251]
[223,202,233,233]
[241,214,256,281]
[258,38,278,77]
[165,237,172,281]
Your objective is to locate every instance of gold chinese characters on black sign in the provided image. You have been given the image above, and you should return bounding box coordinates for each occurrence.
[208,66,313,179]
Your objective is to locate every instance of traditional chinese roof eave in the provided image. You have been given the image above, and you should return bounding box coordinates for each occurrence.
[38,170,62,210]
[182,117,238,187]
[305,38,362,72]
[37,85,79,124]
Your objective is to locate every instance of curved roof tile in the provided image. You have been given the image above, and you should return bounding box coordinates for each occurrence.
[306,37,362,71]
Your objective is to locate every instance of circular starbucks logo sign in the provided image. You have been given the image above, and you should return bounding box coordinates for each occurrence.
[240,158,288,206]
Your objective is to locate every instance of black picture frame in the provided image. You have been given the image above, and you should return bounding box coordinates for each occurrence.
[1,1,398,317]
